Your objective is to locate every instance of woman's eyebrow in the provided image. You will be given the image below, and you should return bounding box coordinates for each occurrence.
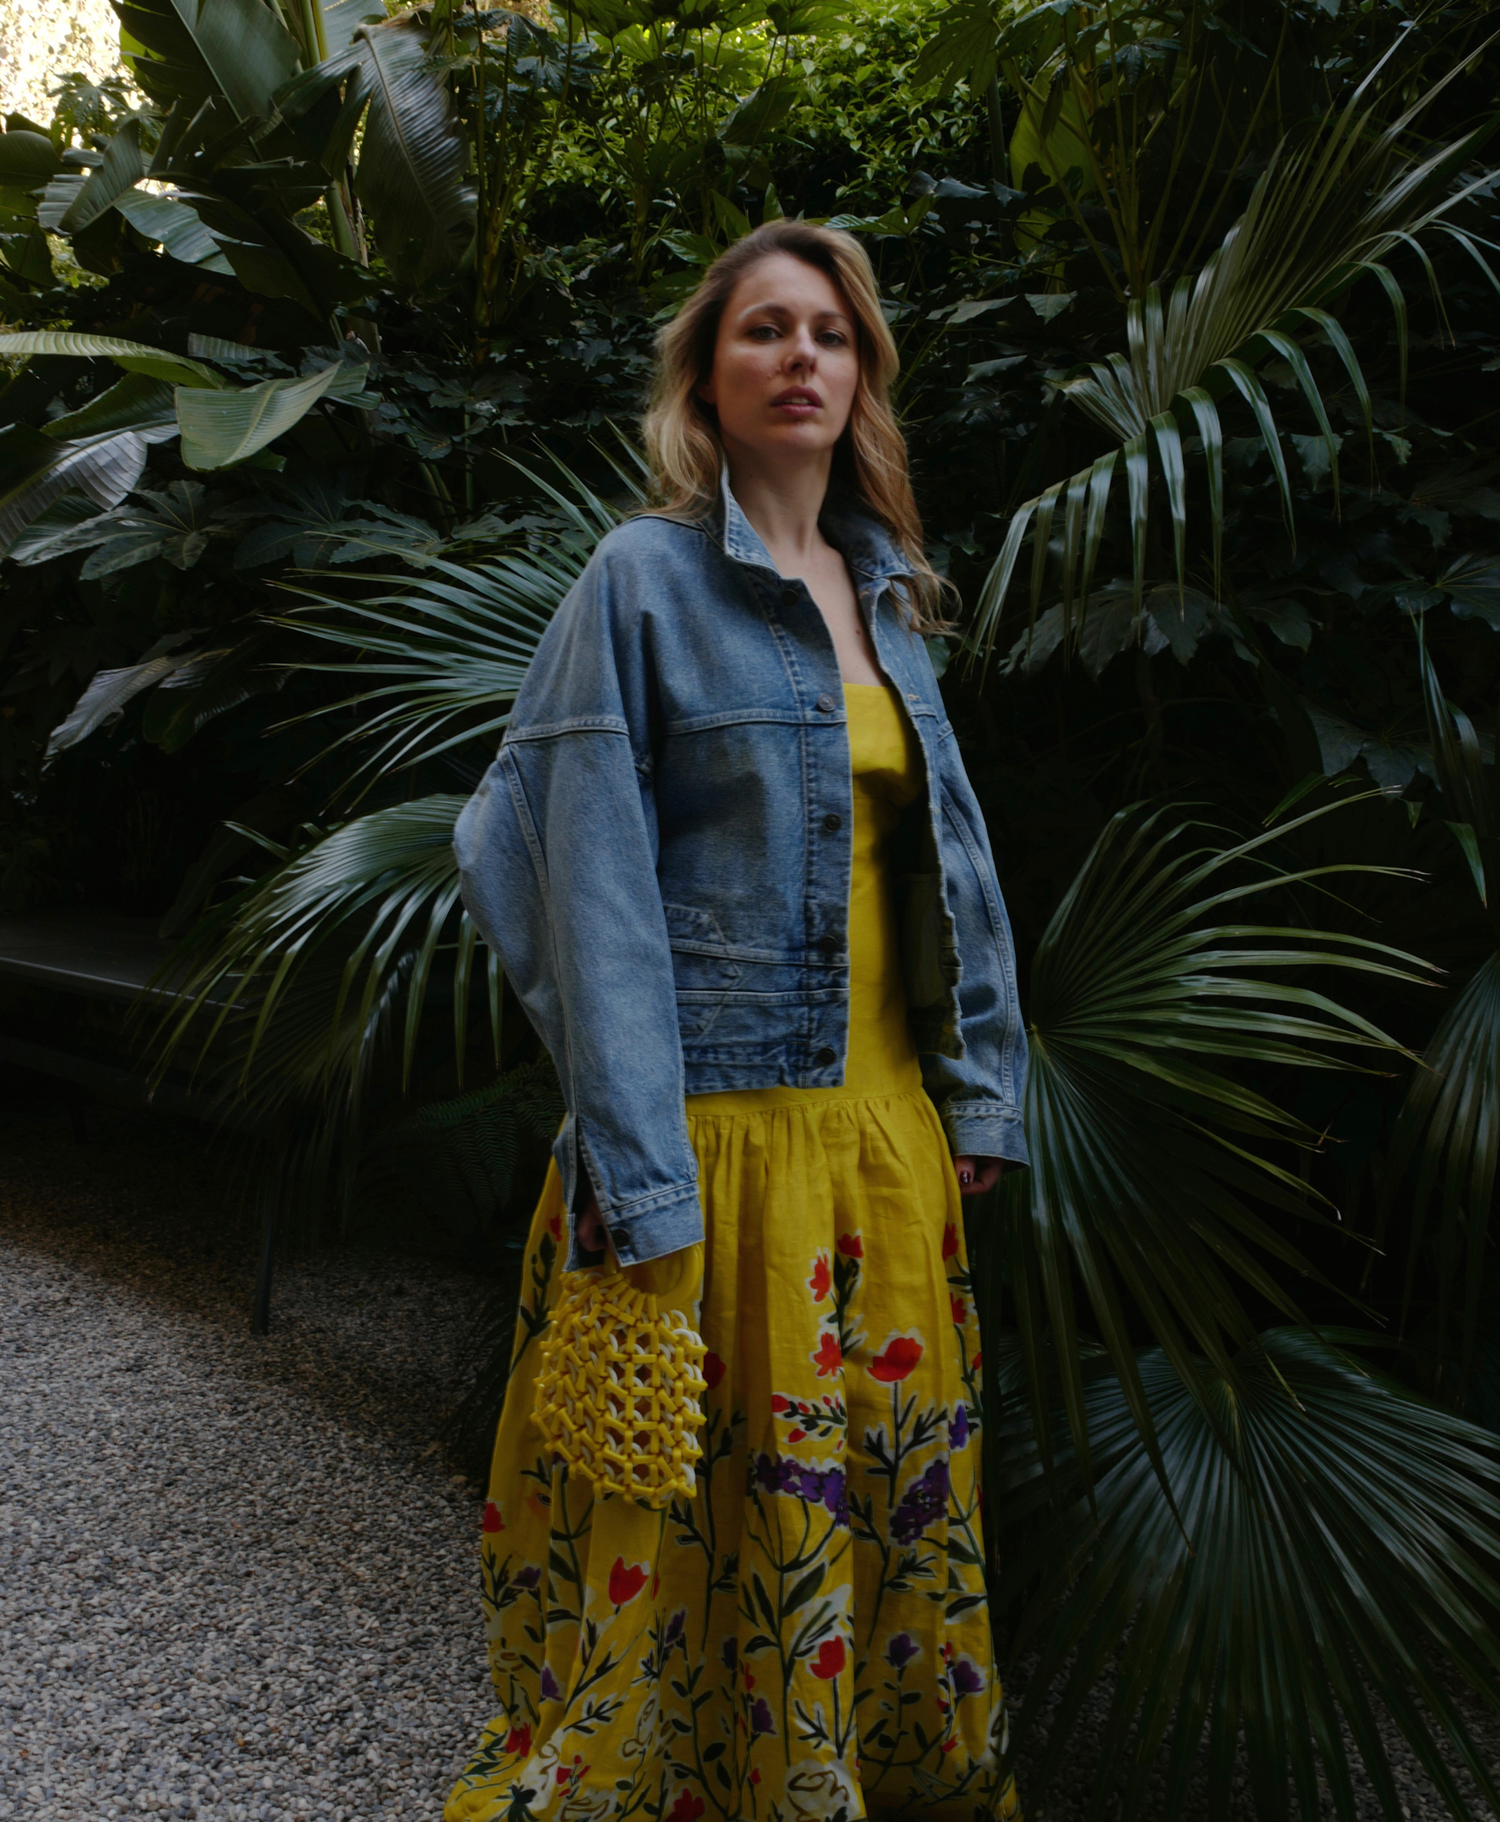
[735,301,852,324]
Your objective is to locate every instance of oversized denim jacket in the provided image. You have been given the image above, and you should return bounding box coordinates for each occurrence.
[454,475,1029,1269]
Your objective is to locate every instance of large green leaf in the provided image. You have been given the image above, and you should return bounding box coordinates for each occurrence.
[0,129,64,184]
[0,423,168,552]
[113,188,236,271]
[1013,800,1430,1483]
[44,632,206,755]
[968,55,1500,657]
[175,363,355,469]
[155,0,301,123]
[998,1330,1500,1822]
[40,373,179,441]
[0,330,224,389]
[283,14,473,286]
[57,119,146,233]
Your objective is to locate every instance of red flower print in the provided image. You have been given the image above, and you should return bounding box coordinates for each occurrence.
[942,1737,959,1754]
[744,1669,755,1689]
[837,1232,864,1258]
[505,1724,531,1756]
[750,1769,762,1786]
[771,1393,789,1413]
[942,1221,959,1259]
[608,1557,649,1606]
[548,1212,562,1241]
[810,1637,846,1680]
[951,1295,966,1325]
[703,1351,726,1389]
[788,1427,806,1444]
[972,1350,983,1370]
[808,1252,832,1301]
[870,1334,924,1383]
[482,1500,505,1533]
[668,1794,706,1822]
[812,1333,843,1378]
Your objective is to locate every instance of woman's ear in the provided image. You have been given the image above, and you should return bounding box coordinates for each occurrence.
[695,375,717,406]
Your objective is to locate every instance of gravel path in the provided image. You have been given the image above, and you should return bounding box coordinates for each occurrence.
[1,1097,1496,1822]
[0,1102,495,1822]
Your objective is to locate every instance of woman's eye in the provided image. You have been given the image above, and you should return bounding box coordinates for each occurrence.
[747,324,780,340]
[819,330,847,346]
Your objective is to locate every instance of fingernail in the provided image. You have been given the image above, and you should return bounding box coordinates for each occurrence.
[959,1169,972,1187]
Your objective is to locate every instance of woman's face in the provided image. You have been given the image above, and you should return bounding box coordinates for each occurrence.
[696,252,861,467]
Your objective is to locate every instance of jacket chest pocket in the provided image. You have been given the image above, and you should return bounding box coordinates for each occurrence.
[663,902,739,1039]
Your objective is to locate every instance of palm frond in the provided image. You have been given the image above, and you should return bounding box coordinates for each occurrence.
[155,794,488,1111]
[1014,799,1433,1485]
[970,57,1500,659]
[276,454,629,797]
[998,1329,1500,1822]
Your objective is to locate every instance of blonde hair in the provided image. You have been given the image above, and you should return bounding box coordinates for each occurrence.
[641,219,952,631]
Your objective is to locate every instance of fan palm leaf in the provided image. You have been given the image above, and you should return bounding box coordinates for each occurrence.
[156,794,489,1111]
[279,456,626,796]
[1012,799,1432,1484]
[969,53,1500,658]
[1382,631,1500,1392]
[997,1329,1500,1822]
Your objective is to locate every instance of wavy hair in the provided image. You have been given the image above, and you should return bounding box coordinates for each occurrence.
[641,219,952,630]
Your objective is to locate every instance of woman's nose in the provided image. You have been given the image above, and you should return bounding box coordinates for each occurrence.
[785,328,819,370]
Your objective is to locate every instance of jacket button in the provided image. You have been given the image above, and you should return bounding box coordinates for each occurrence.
[822,812,842,833]
[781,586,798,605]
[817,935,839,955]
[815,693,836,712]
[815,1046,836,1066]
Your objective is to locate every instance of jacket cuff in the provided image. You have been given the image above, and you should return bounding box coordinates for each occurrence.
[941,1101,1029,1166]
[567,1177,705,1270]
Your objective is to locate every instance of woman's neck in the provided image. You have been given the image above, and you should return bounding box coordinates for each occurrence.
[722,444,833,565]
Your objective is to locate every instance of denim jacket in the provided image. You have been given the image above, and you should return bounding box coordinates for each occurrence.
[454,475,1029,1269]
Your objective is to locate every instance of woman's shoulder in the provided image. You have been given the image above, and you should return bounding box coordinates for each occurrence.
[592,511,712,573]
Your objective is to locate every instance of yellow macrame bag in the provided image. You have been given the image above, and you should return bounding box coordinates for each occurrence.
[534,1245,708,1508]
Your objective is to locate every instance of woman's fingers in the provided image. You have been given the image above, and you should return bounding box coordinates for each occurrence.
[953,1155,1005,1196]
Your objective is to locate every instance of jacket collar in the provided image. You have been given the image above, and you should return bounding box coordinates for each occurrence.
[712,466,910,584]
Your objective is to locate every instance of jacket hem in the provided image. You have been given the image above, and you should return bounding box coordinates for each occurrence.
[604,1179,706,1268]
[941,1102,1029,1166]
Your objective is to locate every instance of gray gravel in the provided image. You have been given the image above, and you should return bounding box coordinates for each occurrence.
[1,1098,1496,1822]
[0,1102,495,1822]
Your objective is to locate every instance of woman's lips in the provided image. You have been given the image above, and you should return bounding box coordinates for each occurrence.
[771,389,822,419]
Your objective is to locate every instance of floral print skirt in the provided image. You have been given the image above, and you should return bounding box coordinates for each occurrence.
[443,1081,1021,1822]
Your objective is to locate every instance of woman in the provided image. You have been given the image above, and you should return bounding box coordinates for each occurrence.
[448,219,1028,1822]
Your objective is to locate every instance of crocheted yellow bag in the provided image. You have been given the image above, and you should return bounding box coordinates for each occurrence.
[534,1247,708,1508]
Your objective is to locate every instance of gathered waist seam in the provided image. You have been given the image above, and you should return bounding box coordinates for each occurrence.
[684,1083,934,1123]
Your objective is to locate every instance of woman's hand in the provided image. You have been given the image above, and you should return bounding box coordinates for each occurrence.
[574,1191,616,1261]
[953,1155,1005,1196]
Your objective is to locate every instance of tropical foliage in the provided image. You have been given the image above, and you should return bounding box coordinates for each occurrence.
[4,0,1500,1814]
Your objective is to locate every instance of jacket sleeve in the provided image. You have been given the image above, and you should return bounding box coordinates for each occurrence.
[453,535,702,1269]
[921,725,1031,1168]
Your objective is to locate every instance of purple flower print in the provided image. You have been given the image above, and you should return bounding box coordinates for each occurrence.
[664,1608,686,1647]
[750,1697,777,1736]
[891,1457,951,1545]
[513,1564,542,1590]
[884,1632,920,1670]
[722,1636,738,1671]
[949,1655,985,1698]
[949,1403,970,1451]
[751,1454,849,1526]
[539,1664,562,1702]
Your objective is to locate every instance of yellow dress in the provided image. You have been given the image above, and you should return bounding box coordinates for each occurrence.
[446,684,1020,1822]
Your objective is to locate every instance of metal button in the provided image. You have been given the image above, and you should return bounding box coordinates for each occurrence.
[817,935,839,956]
[815,693,836,712]
[781,586,798,605]
[822,812,842,833]
[815,1045,836,1066]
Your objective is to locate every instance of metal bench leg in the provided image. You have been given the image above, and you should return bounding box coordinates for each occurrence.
[251,1190,277,1335]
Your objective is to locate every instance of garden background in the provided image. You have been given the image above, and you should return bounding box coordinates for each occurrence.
[2,1,1500,1815]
